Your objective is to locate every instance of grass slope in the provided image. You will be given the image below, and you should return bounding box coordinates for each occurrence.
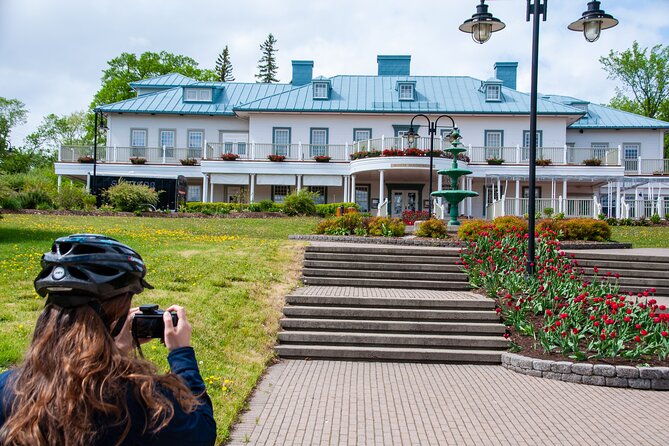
[0,214,318,442]
[611,226,669,248]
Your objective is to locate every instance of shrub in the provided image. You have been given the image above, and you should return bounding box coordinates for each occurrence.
[491,216,528,236]
[0,184,21,210]
[367,217,404,237]
[415,218,448,238]
[536,218,560,233]
[55,184,96,210]
[651,213,661,224]
[283,189,318,216]
[103,180,159,212]
[314,213,364,235]
[17,185,54,209]
[256,200,283,212]
[556,218,611,241]
[458,219,489,241]
[315,202,359,217]
[181,202,235,214]
[401,209,429,225]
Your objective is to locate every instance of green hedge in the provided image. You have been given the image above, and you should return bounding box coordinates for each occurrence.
[314,202,359,217]
[180,201,359,216]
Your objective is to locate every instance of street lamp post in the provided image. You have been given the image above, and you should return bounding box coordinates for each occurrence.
[459,0,618,274]
[404,114,456,217]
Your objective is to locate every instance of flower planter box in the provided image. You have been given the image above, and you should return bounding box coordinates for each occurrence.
[180,158,199,166]
[313,156,331,162]
[77,156,94,163]
[583,158,602,166]
[536,159,552,166]
[129,157,147,165]
[268,154,286,162]
[486,158,505,165]
[220,153,240,161]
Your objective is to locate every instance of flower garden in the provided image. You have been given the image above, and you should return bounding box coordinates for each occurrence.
[458,223,669,365]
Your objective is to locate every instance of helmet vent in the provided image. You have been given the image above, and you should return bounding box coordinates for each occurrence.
[57,243,73,255]
[68,266,88,281]
[85,264,119,277]
[72,244,106,255]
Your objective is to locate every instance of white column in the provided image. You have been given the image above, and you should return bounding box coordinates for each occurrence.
[437,174,443,206]
[350,175,356,203]
[551,178,556,210]
[616,181,621,218]
[86,174,91,193]
[467,177,473,217]
[202,175,209,202]
[563,180,568,215]
[209,178,214,203]
[343,176,349,204]
[298,142,303,160]
[608,182,613,217]
[250,174,256,203]
[515,180,520,216]
[251,141,256,160]
[563,145,568,165]
[113,145,117,163]
[57,175,62,192]
[381,135,385,150]
[162,145,166,164]
[203,140,207,160]
[378,170,385,215]
[297,175,302,191]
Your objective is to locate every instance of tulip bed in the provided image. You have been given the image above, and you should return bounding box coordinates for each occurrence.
[459,226,669,362]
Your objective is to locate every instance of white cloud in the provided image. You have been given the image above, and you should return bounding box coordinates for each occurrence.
[1,0,668,144]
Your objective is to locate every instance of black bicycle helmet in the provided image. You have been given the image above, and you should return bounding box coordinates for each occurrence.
[34,234,153,308]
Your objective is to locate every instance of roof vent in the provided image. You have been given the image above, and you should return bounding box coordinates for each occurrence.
[291,60,314,86]
[377,55,411,76]
[494,62,518,90]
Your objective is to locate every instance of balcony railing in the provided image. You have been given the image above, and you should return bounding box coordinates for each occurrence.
[469,146,620,166]
[624,158,669,175]
[487,197,600,219]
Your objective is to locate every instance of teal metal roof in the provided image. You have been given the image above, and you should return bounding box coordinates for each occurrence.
[98,81,294,115]
[234,76,583,115]
[543,94,669,129]
[128,73,196,89]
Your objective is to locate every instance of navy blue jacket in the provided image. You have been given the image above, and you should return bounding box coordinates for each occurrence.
[0,347,216,445]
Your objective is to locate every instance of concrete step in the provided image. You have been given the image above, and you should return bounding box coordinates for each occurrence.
[576,259,669,272]
[570,252,669,264]
[279,318,506,335]
[274,344,502,364]
[282,306,500,322]
[303,260,462,273]
[301,277,471,290]
[302,268,467,282]
[582,267,669,280]
[285,294,495,310]
[617,286,669,297]
[278,331,509,350]
[303,252,458,265]
[306,245,460,257]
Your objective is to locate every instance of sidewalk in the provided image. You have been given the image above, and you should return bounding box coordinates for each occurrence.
[227,360,669,446]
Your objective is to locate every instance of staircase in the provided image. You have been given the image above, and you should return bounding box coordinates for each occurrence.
[277,244,507,363]
[301,244,470,290]
[570,250,669,298]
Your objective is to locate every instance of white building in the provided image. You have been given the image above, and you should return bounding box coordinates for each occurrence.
[55,55,669,219]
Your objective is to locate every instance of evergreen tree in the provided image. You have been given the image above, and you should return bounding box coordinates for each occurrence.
[215,46,235,82]
[255,34,279,83]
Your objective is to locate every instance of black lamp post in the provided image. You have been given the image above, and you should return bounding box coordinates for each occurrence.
[459,0,618,274]
[404,114,456,217]
[92,110,108,197]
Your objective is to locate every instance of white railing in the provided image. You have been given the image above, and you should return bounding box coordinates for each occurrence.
[624,198,666,219]
[206,142,250,160]
[377,198,388,217]
[489,197,597,219]
[469,146,620,166]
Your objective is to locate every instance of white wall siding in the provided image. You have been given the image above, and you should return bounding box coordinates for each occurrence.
[566,129,664,159]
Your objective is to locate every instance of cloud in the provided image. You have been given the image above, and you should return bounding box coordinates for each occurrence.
[1,0,668,143]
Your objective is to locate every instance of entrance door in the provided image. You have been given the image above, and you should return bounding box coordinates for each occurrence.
[391,190,417,217]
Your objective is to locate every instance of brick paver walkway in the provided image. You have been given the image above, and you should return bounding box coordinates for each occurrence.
[227,360,669,446]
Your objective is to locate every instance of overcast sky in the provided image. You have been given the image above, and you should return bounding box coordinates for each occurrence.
[1,0,668,144]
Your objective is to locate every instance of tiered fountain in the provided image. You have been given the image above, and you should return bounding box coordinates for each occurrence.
[431,128,478,227]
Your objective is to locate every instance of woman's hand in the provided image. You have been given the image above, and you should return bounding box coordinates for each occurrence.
[114,307,141,355]
[163,305,192,351]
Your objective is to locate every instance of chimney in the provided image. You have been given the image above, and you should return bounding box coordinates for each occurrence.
[291,60,314,86]
[494,62,518,90]
[377,55,411,76]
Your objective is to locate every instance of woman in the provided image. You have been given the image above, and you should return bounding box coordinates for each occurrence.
[0,234,216,445]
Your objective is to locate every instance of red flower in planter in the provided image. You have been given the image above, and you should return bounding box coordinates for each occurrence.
[268,154,286,162]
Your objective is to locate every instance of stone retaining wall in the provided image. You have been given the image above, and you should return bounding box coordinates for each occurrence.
[502,352,669,390]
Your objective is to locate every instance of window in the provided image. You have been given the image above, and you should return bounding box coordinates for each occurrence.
[355,185,370,212]
[187,185,202,202]
[187,130,204,158]
[522,186,542,199]
[522,130,543,160]
[623,143,640,160]
[486,84,501,101]
[484,130,503,159]
[273,128,291,156]
[130,129,147,157]
[184,88,212,102]
[393,125,418,137]
[353,129,372,142]
[159,130,175,158]
[272,185,292,203]
[313,82,329,99]
[398,83,414,100]
[591,143,609,160]
[308,186,327,205]
[310,128,328,157]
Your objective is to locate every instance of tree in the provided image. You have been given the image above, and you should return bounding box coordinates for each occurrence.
[91,51,218,109]
[215,46,235,82]
[600,41,669,120]
[25,110,90,153]
[256,34,279,83]
[0,97,28,153]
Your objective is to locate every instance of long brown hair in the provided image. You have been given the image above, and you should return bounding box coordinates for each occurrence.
[0,295,199,446]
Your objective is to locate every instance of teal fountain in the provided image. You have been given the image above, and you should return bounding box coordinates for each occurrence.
[431,128,478,227]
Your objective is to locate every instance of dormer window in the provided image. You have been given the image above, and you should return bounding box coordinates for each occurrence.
[398,82,415,101]
[486,84,501,101]
[313,82,329,99]
[184,88,213,102]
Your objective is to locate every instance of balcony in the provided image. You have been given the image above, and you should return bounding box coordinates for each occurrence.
[624,158,669,176]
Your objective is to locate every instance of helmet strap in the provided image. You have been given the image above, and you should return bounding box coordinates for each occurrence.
[87,299,125,338]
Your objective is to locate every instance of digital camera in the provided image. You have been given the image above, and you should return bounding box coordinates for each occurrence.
[132,304,178,339]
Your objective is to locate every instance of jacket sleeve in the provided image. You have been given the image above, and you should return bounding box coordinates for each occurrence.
[0,371,10,428]
[149,347,217,445]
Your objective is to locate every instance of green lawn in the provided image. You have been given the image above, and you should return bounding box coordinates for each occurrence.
[611,225,669,248]
[0,213,318,443]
